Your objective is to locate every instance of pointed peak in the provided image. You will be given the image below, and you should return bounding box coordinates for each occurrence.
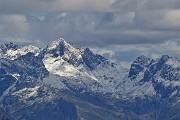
[160,55,170,61]
[53,38,70,44]
[84,48,92,53]
[134,55,151,64]
[0,42,19,51]
[84,47,90,51]
[42,38,82,60]
[137,55,149,60]
[55,38,67,44]
[158,55,180,62]
[50,38,66,45]
[47,38,78,51]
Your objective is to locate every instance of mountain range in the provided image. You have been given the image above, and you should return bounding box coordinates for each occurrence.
[0,38,179,120]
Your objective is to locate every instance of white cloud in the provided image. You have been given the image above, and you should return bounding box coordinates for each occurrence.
[0,14,28,32]
[37,16,46,21]
[164,9,180,27]
[0,14,30,42]
[161,40,180,54]
[91,48,115,58]
[111,40,180,61]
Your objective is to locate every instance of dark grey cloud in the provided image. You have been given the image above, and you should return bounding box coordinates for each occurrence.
[1,0,180,14]
[0,0,179,62]
[0,12,180,46]
[0,0,115,14]
[113,0,180,12]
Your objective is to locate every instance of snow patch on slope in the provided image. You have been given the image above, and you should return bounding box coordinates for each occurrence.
[12,86,41,100]
[43,55,83,77]
[116,76,156,99]
[166,58,180,68]
[43,74,67,90]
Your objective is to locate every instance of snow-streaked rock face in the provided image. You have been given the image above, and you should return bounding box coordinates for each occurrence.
[0,39,179,120]
[41,39,104,93]
[0,39,179,101]
[128,55,151,80]
[0,52,58,117]
[41,38,83,66]
[0,43,40,60]
[39,38,179,100]
[128,54,180,99]
[41,38,131,97]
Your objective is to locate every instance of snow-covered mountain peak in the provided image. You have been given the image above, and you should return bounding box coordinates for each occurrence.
[42,38,113,71]
[44,38,81,59]
[128,55,151,79]
[134,55,151,66]
[41,39,129,95]
[82,47,108,70]
[47,38,66,50]
[148,55,179,75]
[165,57,180,68]
[0,43,40,60]
[46,38,80,52]
[0,42,19,51]
[42,38,84,69]
[160,55,170,61]
[0,40,179,120]
[0,42,19,54]
[155,55,180,68]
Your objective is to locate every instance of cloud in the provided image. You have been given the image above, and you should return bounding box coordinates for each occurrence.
[0,0,116,14]
[134,9,180,29]
[113,0,180,12]
[164,10,180,27]
[1,0,179,14]
[0,11,179,46]
[0,14,31,42]
[91,48,115,58]
[110,39,180,61]
[0,14,28,33]
[0,0,179,62]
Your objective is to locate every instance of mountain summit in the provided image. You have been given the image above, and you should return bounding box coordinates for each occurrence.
[0,38,179,120]
[0,42,40,60]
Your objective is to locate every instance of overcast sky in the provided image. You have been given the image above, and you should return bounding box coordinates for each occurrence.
[0,0,180,67]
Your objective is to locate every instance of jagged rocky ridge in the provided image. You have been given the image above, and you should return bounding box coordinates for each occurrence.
[0,38,179,120]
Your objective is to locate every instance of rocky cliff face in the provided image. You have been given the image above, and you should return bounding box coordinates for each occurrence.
[0,39,179,120]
